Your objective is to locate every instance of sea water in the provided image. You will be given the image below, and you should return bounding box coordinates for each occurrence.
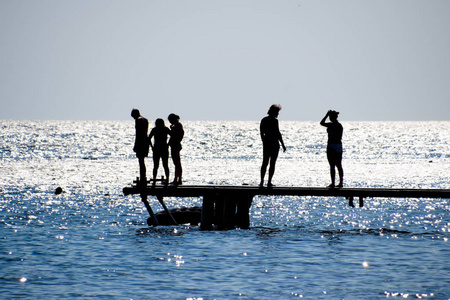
[0,120,449,299]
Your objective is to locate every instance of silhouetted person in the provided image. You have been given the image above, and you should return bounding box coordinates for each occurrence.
[320,110,344,188]
[260,104,286,187]
[168,113,184,185]
[149,118,170,185]
[131,109,149,185]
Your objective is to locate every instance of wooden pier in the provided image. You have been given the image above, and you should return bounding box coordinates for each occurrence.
[123,179,450,230]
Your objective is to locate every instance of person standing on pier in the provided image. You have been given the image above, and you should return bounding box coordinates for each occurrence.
[149,118,171,185]
[168,113,184,185]
[320,110,344,188]
[131,109,150,186]
[259,104,286,187]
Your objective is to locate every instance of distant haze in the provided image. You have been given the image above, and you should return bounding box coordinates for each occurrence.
[1,1,449,121]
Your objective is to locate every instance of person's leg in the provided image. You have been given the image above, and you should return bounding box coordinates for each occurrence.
[152,155,160,184]
[327,148,336,187]
[178,153,183,183]
[138,156,147,186]
[329,165,336,187]
[170,149,176,183]
[260,150,270,186]
[162,152,170,184]
[267,149,279,187]
[336,152,344,187]
[171,150,182,184]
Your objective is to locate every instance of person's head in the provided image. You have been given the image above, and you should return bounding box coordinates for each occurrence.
[329,110,339,122]
[168,113,180,124]
[267,104,282,117]
[155,118,165,128]
[131,109,140,119]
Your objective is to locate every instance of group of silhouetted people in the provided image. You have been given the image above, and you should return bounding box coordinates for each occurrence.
[132,105,343,188]
[131,109,184,186]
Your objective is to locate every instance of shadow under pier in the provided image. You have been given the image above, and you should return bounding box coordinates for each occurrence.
[123,182,450,230]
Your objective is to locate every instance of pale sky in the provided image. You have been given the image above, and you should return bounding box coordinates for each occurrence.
[1,0,449,121]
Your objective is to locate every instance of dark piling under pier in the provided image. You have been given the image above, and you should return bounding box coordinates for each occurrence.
[123,182,450,230]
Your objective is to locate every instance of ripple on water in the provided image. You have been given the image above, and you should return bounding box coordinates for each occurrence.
[0,121,449,299]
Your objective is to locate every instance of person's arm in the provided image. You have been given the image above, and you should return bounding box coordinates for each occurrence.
[320,111,331,127]
[276,120,286,152]
[279,136,286,152]
[179,124,184,141]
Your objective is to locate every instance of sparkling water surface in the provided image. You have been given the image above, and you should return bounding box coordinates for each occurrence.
[1,120,449,299]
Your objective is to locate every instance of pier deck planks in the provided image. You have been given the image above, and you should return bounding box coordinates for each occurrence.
[123,185,450,199]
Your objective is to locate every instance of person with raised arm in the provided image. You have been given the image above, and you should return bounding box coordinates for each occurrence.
[320,110,344,188]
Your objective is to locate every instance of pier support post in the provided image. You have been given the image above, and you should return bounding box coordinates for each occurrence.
[200,193,215,230]
[359,197,364,207]
[348,196,354,208]
[141,193,159,226]
[236,194,253,229]
[218,192,253,230]
[135,177,159,226]
[157,196,178,225]
[200,192,253,230]
[221,195,237,230]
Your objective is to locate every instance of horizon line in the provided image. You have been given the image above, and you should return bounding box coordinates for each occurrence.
[0,119,448,122]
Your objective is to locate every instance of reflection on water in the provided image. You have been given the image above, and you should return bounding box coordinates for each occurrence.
[0,121,449,299]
